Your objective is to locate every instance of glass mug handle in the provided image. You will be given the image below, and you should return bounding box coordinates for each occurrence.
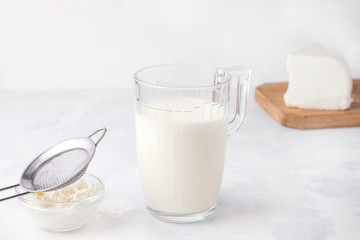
[220,66,252,136]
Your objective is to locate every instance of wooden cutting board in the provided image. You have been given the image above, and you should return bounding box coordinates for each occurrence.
[255,80,360,129]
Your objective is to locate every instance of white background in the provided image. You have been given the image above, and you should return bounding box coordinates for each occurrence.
[0,0,359,91]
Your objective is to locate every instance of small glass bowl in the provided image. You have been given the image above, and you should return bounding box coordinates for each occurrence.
[15,173,104,232]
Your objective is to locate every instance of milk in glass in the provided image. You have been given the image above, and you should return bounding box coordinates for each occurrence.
[136,98,227,214]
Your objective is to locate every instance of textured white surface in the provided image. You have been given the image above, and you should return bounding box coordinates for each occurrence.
[0,0,359,92]
[284,45,352,110]
[0,91,359,239]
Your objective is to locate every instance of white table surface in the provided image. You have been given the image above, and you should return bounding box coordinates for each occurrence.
[0,90,359,240]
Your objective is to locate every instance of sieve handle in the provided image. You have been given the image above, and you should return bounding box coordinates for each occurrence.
[0,184,30,202]
[0,183,19,191]
[88,127,107,146]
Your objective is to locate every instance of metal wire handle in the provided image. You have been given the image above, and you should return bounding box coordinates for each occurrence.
[0,184,29,202]
[88,127,107,146]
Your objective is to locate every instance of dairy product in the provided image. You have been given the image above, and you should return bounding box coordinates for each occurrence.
[136,98,227,214]
[18,174,104,232]
[26,179,100,204]
[284,44,352,110]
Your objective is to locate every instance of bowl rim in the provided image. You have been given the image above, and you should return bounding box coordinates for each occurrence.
[15,173,105,205]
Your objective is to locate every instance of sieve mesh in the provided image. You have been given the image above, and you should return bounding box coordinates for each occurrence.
[32,149,89,191]
[0,127,106,202]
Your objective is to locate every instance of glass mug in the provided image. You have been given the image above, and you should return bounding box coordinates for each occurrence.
[134,64,251,223]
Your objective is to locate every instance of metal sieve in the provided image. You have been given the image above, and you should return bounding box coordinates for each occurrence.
[0,127,107,201]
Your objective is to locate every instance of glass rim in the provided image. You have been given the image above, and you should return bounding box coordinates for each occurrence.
[134,63,231,90]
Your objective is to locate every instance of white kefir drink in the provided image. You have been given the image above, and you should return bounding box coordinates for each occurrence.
[136,98,227,214]
[134,64,251,222]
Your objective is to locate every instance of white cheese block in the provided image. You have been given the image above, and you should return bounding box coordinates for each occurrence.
[284,45,352,110]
